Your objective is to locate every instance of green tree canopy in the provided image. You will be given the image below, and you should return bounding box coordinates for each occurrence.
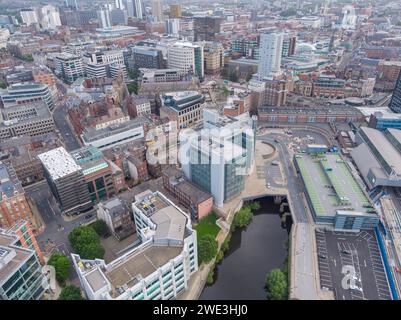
[198,234,218,264]
[0,80,6,89]
[265,268,288,300]
[48,253,71,286]
[280,7,297,17]
[58,285,84,300]
[68,226,105,260]
[90,219,109,236]
[233,206,253,230]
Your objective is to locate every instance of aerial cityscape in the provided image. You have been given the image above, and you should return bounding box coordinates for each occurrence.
[0,0,401,305]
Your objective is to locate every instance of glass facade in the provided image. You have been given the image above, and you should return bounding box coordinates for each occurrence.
[1,254,45,300]
[389,72,401,113]
[224,155,246,201]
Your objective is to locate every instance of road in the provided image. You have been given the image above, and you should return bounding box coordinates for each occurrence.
[26,182,95,257]
[257,132,309,223]
[52,81,81,151]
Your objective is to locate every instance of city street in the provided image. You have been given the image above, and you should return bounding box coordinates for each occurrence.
[26,182,94,256]
[53,104,81,151]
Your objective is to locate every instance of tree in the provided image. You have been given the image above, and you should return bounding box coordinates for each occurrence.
[127,82,138,94]
[0,80,6,89]
[58,285,84,300]
[265,269,288,300]
[21,54,34,62]
[48,253,71,286]
[68,226,105,260]
[198,234,218,264]
[280,7,297,17]
[233,206,253,230]
[90,219,109,236]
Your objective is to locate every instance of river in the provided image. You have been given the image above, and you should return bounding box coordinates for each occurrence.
[200,197,292,300]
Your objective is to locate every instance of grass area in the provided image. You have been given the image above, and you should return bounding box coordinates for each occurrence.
[194,212,221,240]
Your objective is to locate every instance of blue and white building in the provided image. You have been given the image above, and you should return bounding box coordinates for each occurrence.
[72,190,198,300]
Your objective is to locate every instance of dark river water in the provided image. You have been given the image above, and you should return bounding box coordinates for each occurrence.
[200,197,292,300]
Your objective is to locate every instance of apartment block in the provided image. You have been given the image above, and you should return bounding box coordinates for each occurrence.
[72,190,198,300]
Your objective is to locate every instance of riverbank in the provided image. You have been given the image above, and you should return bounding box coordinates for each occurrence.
[200,198,291,299]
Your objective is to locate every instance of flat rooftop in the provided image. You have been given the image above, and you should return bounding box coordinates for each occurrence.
[360,127,401,176]
[104,245,182,296]
[0,234,32,283]
[38,147,82,180]
[295,153,373,218]
[134,190,188,242]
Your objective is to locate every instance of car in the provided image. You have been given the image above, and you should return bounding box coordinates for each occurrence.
[318,254,327,259]
[274,138,280,143]
[341,250,351,255]
[271,161,280,166]
[350,284,363,292]
[267,183,271,188]
[84,214,93,220]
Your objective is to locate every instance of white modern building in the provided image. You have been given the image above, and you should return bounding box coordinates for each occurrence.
[97,7,112,29]
[20,9,38,26]
[180,109,257,207]
[0,28,11,49]
[0,82,55,111]
[38,5,61,30]
[165,19,180,37]
[167,41,204,79]
[54,53,85,84]
[72,190,198,300]
[127,0,143,20]
[81,117,146,151]
[257,29,284,79]
[140,68,187,84]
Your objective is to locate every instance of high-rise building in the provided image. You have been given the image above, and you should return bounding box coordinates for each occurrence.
[389,71,401,113]
[38,147,93,216]
[180,109,257,207]
[110,9,127,25]
[72,190,198,300]
[115,0,124,10]
[151,0,163,22]
[0,82,55,111]
[169,4,182,19]
[282,33,297,57]
[165,18,180,36]
[0,227,47,300]
[167,41,204,79]
[258,29,284,79]
[20,9,38,26]
[0,162,36,230]
[132,46,164,69]
[126,0,143,19]
[54,53,85,84]
[38,5,61,30]
[203,42,224,75]
[193,16,222,42]
[97,7,111,28]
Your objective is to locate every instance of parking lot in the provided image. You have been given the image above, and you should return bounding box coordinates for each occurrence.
[315,229,392,300]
